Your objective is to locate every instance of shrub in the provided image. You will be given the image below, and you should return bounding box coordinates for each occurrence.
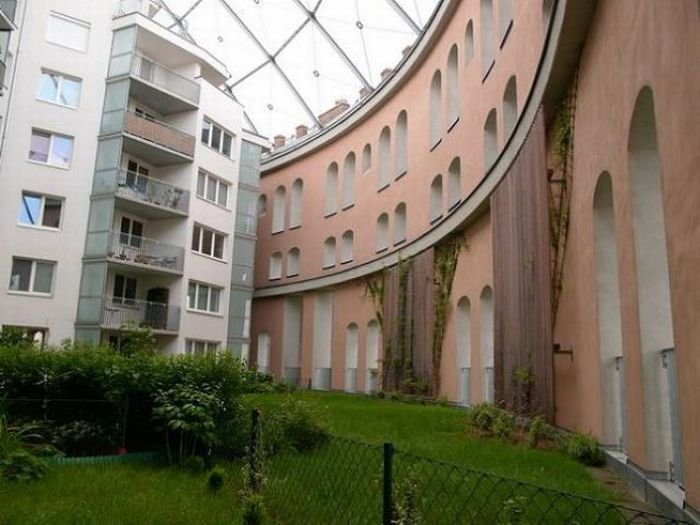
[263,397,329,453]
[527,416,551,449]
[0,450,48,481]
[500,496,530,525]
[48,420,114,457]
[183,455,206,473]
[242,494,268,525]
[207,466,225,494]
[467,403,515,440]
[563,433,605,466]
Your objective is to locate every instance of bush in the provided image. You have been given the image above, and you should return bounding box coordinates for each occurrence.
[208,466,225,494]
[242,494,268,525]
[526,416,555,449]
[47,420,114,457]
[467,403,515,440]
[563,433,605,466]
[258,397,329,454]
[0,450,48,481]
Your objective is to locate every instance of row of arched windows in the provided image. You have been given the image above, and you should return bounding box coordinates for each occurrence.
[429,157,462,223]
[376,203,407,252]
[323,230,355,269]
[268,178,304,234]
[269,247,300,280]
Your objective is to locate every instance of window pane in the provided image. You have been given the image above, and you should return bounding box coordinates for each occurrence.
[124,278,137,300]
[197,172,206,197]
[201,120,211,145]
[191,225,201,251]
[42,198,62,228]
[18,194,43,226]
[114,274,125,298]
[29,131,50,163]
[201,229,213,256]
[218,183,228,207]
[213,234,224,259]
[222,133,232,157]
[185,340,193,355]
[197,285,209,310]
[195,341,206,356]
[60,77,81,107]
[33,262,54,294]
[206,177,217,201]
[188,282,196,309]
[9,259,32,291]
[210,288,220,312]
[50,135,73,168]
[211,125,221,151]
[37,72,60,102]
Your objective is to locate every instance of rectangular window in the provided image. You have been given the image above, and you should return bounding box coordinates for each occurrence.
[17,192,63,229]
[196,170,229,207]
[185,339,220,356]
[119,217,144,248]
[187,281,222,314]
[112,274,137,305]
[29,129,74,168]
[192,225,225,260]
[201,118,234,158]
[46,13,91,52]
[37,71,82,108]
[8,258,55,295]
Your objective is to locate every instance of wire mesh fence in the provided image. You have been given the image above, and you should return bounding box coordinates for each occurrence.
[252,416,691,525]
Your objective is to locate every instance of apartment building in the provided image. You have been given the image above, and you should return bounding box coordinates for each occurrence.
[0,0,264,355]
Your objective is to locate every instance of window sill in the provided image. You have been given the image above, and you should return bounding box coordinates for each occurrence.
[271,228,285,235]
[268,276,282,281]
[430,214,444,225]
[322,264,336,270]
[17,223,62,233]
[377,182,390,194]
[288,224,302,231]
[375,247,388,254]
[482,60,496,83]
[393,239,406,247]
[324,211,338,219]
[340,258,353,265]
[192,251,228,264]
[448,199,462,212]
[341,203,355,212]
[195,195,230,211]
[500,20,513,49]
[36,98,80,111]
[186,308,224,318]
[447,117,460,133]
[395,170,407,181]
[27,159,71,171]
[286,272,299,278]
[430,138,442,152]
[7,290,54,299]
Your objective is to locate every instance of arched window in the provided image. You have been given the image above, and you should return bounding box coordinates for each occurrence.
[593,172,625,449]
[499,0,513,42]
[465,20,474,65]
[457,297,472,406]
[289,178,303,228]
[341,230,354,263]
[287,247,300,277]
[325,163,338,216]
[430,70,442,147]
[448,157,461,210]
[257,194,267,216]
[376,213,389,252]
[342,152,356,209]
[484,108,498,170]
[394,203,407,245]
[480,0,494,77]
[366,320,380,392]
[256,332,270,373]
[503,76,518,140]
[430,175,443,223]
[480,286,494,402]
[542,0,554,32]
[362,143,372,173]
[447,45,459,126]
[269,252,283,280]
[344,323,359,393]
[378,127,391,189]
[628,87,678,480]
[272,186,285,233]
[322,237,336,269]
[395,111,408,178]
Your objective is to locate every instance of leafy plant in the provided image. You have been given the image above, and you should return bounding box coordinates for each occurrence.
[467,403,515,440]
[500,496,530,525]
[263,397,329,453]
[563,433,605,467]
[392,475,421,525]
[242,494,268,525]
[0,450,48,482]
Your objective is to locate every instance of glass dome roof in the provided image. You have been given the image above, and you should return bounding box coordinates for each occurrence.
[153,0,441,139]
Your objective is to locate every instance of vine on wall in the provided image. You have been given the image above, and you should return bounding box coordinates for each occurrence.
[431,234,466,395]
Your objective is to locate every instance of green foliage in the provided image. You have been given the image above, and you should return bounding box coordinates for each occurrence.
[0,327,32,349]
[500,496,530,525]
[116,324,158,356]
[563,433,605,467]
[207,466,225,494]
[262,397,329,453]
[526,416,545,448]
[0,450,48,482]
[467,403,516,440]
[45,420,114,457]
[242,494,268,525]
[392,476,421,525]
[183,455,206,474]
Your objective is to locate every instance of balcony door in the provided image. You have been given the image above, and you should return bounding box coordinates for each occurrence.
[125,159,149,194]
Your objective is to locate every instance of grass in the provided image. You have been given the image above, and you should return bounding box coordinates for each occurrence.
[0,462,243,525]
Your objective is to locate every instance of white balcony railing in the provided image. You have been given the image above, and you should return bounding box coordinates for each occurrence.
[107,231,184,273]
[132,53,200,105]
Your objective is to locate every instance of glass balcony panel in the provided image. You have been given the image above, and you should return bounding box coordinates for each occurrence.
[114,169,190,214]
[107,230,184,273]
[102,296,180,332]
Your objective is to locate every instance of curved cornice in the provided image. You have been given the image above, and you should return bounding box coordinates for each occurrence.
[259,0,455,171]
[254,0,595,299]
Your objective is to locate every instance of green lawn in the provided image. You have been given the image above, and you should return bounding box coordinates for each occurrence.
[0,391,618,525]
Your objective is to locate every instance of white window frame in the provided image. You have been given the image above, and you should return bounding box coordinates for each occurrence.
[187,281,223,314]
[197,170,229,208]
[201,118,234,158]
[28,129,74,169]
[17,192,63,230]
[46,12,91,53]
[36,70,82,109]
[185,339,220,356]
[8,257,56,296]
[191,224,226,261]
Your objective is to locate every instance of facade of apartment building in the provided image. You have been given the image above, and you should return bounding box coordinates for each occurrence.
[0,0,264,355]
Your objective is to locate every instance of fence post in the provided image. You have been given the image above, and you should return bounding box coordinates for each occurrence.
[249,409,262,493]
[383,442,394,525]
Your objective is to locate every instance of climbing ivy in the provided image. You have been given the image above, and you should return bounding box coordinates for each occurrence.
[431,234,466,395]
[363,269,386,330]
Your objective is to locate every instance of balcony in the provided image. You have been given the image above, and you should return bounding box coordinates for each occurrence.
[122,108,195,165]
[111,169,189,219]
[130,53,200,114]
[101,296,180,333]
[0,0,17,30]
[107,231,184,275]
